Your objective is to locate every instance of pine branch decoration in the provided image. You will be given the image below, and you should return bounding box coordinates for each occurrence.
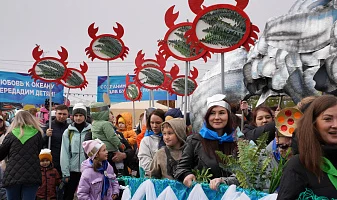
[66,71,83,87]
[139,68,164,86]
[216,133,272,191]
[95,37,122,58]
[172,78,196,94]
[192,168,213,183]
[126,84,139,100]
[168,26,204,57]
[36,60,65,79]
[200,8,247,47]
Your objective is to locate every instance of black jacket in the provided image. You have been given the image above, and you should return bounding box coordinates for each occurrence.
[242,121,276,144]
[174,134,236,182]
[277,146,337,199]
[0,132,43,187]
[43,119,69,174]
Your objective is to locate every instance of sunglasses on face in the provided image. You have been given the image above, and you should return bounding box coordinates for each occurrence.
[277,144,290,150]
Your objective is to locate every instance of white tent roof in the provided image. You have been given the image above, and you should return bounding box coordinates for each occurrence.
[110,101,169,110]
[109,101,169,127]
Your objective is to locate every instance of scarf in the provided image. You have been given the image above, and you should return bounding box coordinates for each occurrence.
[12,125,38,144]
[145,130,162,137]
[321,157,337,190]
[199,123,234,143]
[90,159,109,199]
[272,138,281,162]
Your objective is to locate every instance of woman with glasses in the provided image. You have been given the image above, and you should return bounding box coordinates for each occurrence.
[277,95,337,199]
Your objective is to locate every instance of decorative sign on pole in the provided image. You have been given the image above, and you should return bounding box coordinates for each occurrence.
[29,45,88,149]
[158,5,211,62]
[168,64,198,96]
[85,22,129,61]
[185,0,259,53]
[85,22,129,104]
[134,50,167,90]
[124,74,142,101]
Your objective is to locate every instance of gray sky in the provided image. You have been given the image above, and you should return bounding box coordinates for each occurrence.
[0,0,295,103]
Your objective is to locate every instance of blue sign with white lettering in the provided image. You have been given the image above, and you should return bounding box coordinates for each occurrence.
[0,71,64,104]
[97,75,177,102]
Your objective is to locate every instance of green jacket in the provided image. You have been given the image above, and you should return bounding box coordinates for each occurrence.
[91,120,121,152]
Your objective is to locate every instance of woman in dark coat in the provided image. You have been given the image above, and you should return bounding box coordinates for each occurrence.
[174,94,238,190]
[0,111,43,200]
[243,105,276,144]
[277,95,337,199]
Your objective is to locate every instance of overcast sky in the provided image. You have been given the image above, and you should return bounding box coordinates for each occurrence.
[0,0,295,103]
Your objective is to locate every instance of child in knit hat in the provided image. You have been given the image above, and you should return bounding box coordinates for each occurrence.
[36,149,61,200]
[150,118,187,179]
[77,139,119,200]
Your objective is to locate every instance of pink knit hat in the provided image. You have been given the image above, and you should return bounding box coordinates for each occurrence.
[82,139,105,160]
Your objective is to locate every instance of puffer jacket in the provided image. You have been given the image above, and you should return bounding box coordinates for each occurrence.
[77,159,119,200]
[60,122,92,177]
[90,108,122,153]
[116,112,137,147]
[0,131,42,187]
[174,133,237,183]
[36,165,61,199]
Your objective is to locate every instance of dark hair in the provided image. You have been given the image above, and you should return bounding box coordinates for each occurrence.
[297,95,337,179]
[55,104,69,111]
[201,103,237,160]
[146,109,165,130]
[250,105,273,126]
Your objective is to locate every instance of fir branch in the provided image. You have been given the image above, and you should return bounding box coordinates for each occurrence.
[95,37,122,58]
[140,68,164,86]
[172,78,196,94]
[126,84,139,100]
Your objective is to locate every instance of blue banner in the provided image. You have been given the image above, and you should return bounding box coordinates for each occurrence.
[97,75,177,102]
[0,71,64,104]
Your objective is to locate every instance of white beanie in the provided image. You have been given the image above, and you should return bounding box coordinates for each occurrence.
[72,103,87,117]
[206,94,231,112]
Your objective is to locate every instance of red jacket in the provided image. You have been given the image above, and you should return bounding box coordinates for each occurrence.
[36,166,61,200]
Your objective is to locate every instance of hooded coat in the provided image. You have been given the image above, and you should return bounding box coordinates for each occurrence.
[90,103,122,153]
[150,118,187,179]
[116,112,137,147]
[77,159,119,200]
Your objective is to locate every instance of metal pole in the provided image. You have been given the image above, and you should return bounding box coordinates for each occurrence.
[221,53,225,94]
[66,88,70,105]
[148,89,151,107]
[132,101,136,128]
[151,90,155,107]
[241,109,244,131]
[107,60,110,96]
[48,84,52,149]
[187,61,191,112]
[166,91,169,110]
[184,61,188,121]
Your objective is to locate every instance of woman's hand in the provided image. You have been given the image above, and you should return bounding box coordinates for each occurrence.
[209,177,223,190]
[183,174,196,188]
[112,194,118,200]
[112,152,126,163]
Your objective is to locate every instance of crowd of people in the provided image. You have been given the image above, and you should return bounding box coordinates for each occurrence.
[0,93,336,199]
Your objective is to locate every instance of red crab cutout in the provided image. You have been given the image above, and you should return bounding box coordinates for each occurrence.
[158,5,212,62]
[85,22,129,61]
[160,71,173,91]
[168,64,198,96]
[134,50,167,90]
[60,62,89,90]
[124,74,142,101]
[29,46,69,83]
[185,0,259,53]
